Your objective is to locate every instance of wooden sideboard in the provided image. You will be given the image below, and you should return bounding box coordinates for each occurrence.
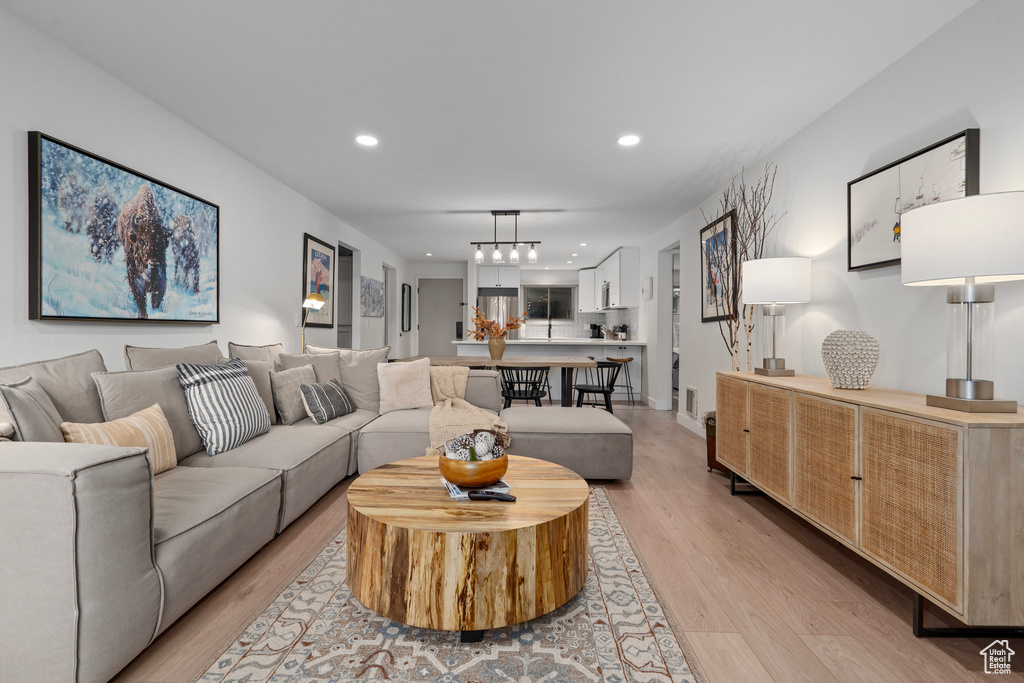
[716,371,1024,627]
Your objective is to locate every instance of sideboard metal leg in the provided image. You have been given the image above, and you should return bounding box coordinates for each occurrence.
[729,471,765,496]
[460,630,484,643]
[912,592,1024,637]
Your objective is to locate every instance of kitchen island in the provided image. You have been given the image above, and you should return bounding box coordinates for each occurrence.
[453,339,645,404]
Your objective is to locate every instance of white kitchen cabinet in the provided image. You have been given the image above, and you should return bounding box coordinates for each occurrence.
[477,266,520,289]
[596,247,639,309]
[578,268,597,312]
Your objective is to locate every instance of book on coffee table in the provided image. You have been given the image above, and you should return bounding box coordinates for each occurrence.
[440,478,511,501]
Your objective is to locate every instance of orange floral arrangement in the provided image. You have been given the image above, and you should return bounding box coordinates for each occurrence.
[467,306,526,340]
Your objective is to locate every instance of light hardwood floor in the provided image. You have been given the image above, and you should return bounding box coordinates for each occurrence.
[114,406,1023,682]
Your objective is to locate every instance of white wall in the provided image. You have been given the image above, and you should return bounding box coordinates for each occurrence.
[640,0,1024,432]
[0,9,410,370]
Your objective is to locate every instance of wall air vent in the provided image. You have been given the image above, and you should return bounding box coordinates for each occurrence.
[685,386,698,419]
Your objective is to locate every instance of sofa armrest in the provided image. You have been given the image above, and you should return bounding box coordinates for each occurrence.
[466,370,502,413]
[0,443,162,683]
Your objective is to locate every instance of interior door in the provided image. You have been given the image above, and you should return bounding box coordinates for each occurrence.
[417,278,464,357]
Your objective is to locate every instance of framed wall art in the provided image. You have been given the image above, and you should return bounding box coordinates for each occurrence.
[848,128,979,271]
[28,131,220,322]
[699,210,736,323]
[401,283,412,332]
[302,233,335,328]
[360,276,385,318]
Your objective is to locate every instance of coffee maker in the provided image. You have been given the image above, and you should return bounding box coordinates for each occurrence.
[590,324,603,339]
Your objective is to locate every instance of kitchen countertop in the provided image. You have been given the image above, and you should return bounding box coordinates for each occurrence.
[453,339,646,346]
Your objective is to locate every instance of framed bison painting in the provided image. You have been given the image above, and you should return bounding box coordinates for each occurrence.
[28,132,219,323]
[302,233,335,328]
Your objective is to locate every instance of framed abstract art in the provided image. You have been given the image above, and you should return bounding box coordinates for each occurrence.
[302,233,335,328]
[699,210,737,323]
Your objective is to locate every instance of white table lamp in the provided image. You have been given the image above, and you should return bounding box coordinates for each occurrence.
[901,191,1024,412]
[742,257,812,376]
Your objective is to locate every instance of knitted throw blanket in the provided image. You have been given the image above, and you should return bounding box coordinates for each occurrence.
[427,366,507,456]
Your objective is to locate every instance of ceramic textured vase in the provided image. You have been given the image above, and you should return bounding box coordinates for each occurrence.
[821,330,879,389]
[488,335,506,360]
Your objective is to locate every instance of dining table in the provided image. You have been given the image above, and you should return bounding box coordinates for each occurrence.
[396,355,598,407]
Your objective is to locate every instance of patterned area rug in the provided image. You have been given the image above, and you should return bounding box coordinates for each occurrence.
[197,487,698,682]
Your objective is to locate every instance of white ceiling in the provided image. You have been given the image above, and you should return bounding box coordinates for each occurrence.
[2,0,977,268]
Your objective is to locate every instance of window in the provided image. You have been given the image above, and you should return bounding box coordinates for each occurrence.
[525,286,574,320]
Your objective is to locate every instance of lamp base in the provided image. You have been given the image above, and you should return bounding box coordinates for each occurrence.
[754,357,794,377]
[754,367,795,377]
[926,394,1018,413]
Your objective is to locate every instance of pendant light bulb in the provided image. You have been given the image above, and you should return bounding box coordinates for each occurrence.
[474,244,484,264]
[492,244,503,263]
[528,243,538,264]
[509,243,520,264]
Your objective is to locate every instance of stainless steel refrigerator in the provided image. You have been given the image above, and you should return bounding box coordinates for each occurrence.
[476,288,520,340]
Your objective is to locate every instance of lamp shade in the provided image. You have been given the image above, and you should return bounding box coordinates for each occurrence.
[303,292,325,310]
[902,192,1024,287]
[741,257,812,304]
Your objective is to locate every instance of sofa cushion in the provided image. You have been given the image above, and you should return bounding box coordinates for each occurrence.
[270,365,316,425]
[277,351,343,385]
[219,357,276,425]
[358,407,434,472]
[62,403,178,475]
[93,367,204,460]
[179,421,350,530]
[306,345,389,413]
[300,379,355,425]
[315,408,379,476]
[152,466,280,630]
[466,370,501,413]
[124,341,222,371]
[378,358,433,414]
[177,360,271,455]
[500,406,633,480]
[228,342,285,367]
[0,377,63,442]
[0,349,107,423]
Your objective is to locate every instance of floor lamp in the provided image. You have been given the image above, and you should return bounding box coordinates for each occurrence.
[901,191,1024,413]
[301,292,325,353]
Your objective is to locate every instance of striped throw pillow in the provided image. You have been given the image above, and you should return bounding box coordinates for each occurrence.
[61,403,177,474]
[300,379,355,425]
[176,359,271,455]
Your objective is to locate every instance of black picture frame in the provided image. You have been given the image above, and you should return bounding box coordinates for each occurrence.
[848,128,979,271]
[302,233,335,328]
[699,210,737,323]
[401,283,412,332]
[28,131,220,323]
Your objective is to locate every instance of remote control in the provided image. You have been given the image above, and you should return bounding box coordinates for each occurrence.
[468,491,516,502]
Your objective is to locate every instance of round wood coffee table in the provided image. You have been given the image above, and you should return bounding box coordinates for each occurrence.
[346,454,589,641]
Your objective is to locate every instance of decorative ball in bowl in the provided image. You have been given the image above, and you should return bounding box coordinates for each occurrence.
[439,429,511,488]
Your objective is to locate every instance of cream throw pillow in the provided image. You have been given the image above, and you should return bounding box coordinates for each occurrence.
[377,358,434,415]
[62,403,177,475]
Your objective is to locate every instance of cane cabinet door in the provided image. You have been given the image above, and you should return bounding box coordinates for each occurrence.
[794,393,858,544]
[860,408,963,610]
[715,375,749,475]
[747,383,793,502]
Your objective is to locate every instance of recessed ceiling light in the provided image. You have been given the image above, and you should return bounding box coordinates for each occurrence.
[571,253,578,257]
[617,134,640,146]
[544,267,550,270]
[566,260,573,264]
[579,243,588,247]
[425,253,432,256]
[356,135,378,146]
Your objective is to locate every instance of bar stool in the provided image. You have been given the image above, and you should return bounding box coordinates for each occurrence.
[606,357,636,406]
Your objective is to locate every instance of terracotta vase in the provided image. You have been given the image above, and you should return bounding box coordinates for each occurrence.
[488,335,506,360]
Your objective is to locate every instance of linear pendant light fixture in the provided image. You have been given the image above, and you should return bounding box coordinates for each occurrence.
[471,211,541,265]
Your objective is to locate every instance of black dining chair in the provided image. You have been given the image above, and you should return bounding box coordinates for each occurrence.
[497,366,550,408]
[573,361,621,413]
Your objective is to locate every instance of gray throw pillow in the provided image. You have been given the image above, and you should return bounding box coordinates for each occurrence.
[92,366,204,460]
[227,342,286,367]
[219,357,277,424]
[300,379,355,425]
[271,365,317,425]
[277,352,343,386]
[306,345,390,412]
[124,340,223,371]
[0,377,64,442]
[0,349,107,423]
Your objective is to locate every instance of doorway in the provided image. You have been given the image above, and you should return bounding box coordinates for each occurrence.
[417,278,464,357]
[336,245,354,349]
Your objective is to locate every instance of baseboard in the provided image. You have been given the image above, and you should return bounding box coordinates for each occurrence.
[676,412,704,436]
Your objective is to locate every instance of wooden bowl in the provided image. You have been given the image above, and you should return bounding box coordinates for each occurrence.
[439,453,509,488]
